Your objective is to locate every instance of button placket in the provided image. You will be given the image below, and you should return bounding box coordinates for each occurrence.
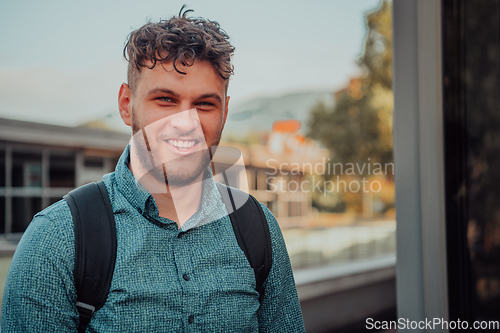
[173,229,198,328]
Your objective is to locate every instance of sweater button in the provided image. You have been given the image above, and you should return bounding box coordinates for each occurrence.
[188,315,194,324]
[183,273,189,281]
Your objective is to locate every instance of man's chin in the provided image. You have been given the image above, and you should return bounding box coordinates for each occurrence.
[137,161,208,190]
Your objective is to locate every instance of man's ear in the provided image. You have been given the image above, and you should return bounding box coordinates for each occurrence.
[118,83,132,127]
[220,96,230,133]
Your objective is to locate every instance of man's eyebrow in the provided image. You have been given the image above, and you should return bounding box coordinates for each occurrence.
[197,93,223,103]
[146,88,180,97]
[146,89,223,103]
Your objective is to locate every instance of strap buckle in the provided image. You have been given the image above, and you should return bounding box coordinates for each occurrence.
[75,301,96,319]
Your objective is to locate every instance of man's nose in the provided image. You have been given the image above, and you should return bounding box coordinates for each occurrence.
[170,108,200,134]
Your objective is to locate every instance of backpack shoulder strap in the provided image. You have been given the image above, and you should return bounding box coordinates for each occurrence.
[64,180,117,333]
[215,182,272,303]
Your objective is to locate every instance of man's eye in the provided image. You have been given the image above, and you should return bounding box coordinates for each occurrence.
[157,97,172,102]
[197,102,213,106]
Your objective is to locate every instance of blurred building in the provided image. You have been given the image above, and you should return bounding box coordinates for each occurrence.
[219,120,329,228]
[0,117,129,240]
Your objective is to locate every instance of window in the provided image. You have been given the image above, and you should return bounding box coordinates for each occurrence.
[12,151,42,187]
[84,156,104,168]
[12,197,41,233]
[0,148,5,187]
[49,154,75,188]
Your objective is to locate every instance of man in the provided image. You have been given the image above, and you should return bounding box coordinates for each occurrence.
[1,8,305,332]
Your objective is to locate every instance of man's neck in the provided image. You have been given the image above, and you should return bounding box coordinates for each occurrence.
[153,179,204,228]
[128,160,205,229]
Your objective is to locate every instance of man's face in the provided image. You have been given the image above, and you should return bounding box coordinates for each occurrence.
[119,60,229,187]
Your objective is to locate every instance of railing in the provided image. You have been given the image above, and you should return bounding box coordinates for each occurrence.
[283,219,396,269]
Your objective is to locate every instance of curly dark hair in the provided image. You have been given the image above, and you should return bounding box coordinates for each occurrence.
[124,6,235,92]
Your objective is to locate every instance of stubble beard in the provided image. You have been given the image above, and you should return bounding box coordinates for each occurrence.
[131,109,222,188]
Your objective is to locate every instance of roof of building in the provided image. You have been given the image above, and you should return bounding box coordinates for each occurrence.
[0,117,130,151]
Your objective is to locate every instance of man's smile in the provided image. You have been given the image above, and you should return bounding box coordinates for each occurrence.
[166,138,201,152]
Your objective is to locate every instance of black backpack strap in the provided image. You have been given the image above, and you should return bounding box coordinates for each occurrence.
[63,181,117,333]
[215,182,272,303]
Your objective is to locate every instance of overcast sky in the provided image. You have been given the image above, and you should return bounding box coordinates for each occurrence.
[0,0,380,126]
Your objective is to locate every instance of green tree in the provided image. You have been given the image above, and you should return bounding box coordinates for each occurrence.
[307,0,393,169]
[307,0,393,214]
[359,0,392,90]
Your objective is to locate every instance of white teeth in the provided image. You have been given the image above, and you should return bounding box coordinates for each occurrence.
[167,139,196,150]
